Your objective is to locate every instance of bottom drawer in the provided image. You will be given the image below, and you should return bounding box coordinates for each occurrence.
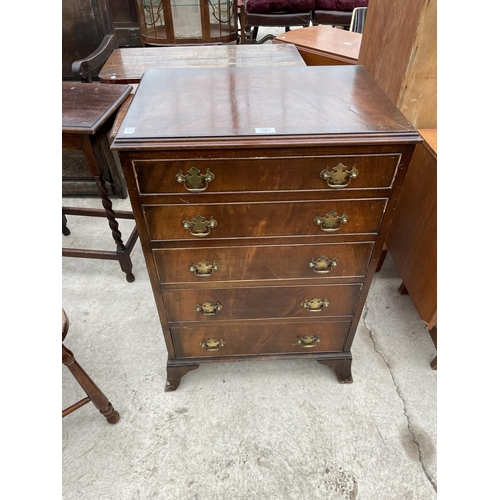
[171,320,351,358]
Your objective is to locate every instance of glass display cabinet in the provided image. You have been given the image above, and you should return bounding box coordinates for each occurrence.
[135,0,238,45]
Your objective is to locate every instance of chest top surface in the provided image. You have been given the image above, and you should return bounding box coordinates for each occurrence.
[113,65,419,149]
[62,82,132,135]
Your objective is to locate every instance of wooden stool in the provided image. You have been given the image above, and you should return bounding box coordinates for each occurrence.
[62,309,120,424]
[62,82,139,282]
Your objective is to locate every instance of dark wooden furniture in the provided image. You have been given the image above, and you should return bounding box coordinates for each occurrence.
[112,65,420,391]
[68,35,131,198]
[98,44,305,84]
[62,309,120,423]
[377,129,437,368]
[273,25,361,65]
[62,82,139,282]
[63,0,131,197]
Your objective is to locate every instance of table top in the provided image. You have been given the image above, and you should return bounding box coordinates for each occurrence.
[274,26,362,64]
[99,45,306,84]
[62,82,132,134]
[113,65,419,149]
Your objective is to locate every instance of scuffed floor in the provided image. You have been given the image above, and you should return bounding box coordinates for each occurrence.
[62,196,436,499]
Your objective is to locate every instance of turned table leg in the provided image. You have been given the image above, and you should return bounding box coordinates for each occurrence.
[62,344,120,423]
[165,363,199,392]
[82,134,135,283]
[318,357,353,384]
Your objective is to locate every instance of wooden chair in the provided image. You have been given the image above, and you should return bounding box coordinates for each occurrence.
[71,34,116,82]
[62,308,120,424]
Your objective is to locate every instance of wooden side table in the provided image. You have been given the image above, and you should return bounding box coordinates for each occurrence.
[273,26,361,66]
[62,82,139,282]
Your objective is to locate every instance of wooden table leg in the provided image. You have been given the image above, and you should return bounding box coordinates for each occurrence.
[81,135,135,282]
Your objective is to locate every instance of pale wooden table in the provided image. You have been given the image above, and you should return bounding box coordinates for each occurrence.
[273,26,362,66]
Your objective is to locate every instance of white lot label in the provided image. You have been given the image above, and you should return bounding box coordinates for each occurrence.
[255,127,276,134]
[123,127,136,134]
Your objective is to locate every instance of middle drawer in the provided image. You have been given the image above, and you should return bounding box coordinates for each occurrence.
[162,283,362,322]
[153,241,374,284]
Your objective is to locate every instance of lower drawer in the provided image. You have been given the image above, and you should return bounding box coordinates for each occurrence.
[171,320,351,358]
[163,283,362,322]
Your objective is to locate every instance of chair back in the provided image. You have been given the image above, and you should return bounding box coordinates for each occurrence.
[350,7,367,33]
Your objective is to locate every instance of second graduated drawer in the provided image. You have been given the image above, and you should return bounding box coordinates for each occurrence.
[144,198,387,241]
[133,154,400,194]
[153,242,374,284]
[162,283,362,322]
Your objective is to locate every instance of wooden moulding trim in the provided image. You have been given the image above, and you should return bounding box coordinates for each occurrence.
[111,132,422,151]
[168,351,353,365]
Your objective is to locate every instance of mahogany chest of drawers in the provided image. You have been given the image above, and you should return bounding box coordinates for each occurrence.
[113,65,420,391]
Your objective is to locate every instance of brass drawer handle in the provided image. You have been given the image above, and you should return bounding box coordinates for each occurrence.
[189,260,219,277]
[308,255,338,274]
[320,163,358,189]
[313,210,348,232]
[293,335,321,347]
[194,301,223,315]
[301,297,329,312]
[175,166,215,192]
[182,215,217,237]
[199,338,225,351]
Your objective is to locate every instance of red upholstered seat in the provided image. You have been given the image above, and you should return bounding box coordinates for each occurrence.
[315,0,367,9]
[246,0,315,13]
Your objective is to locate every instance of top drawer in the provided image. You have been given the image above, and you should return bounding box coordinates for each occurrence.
[133,154,401,195]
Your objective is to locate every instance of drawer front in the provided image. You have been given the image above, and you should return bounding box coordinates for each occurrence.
[134,154,400,194]
[163,283,361,322]
[171,320,351,358]
[154,242,374,284]
[144,199,387,241]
